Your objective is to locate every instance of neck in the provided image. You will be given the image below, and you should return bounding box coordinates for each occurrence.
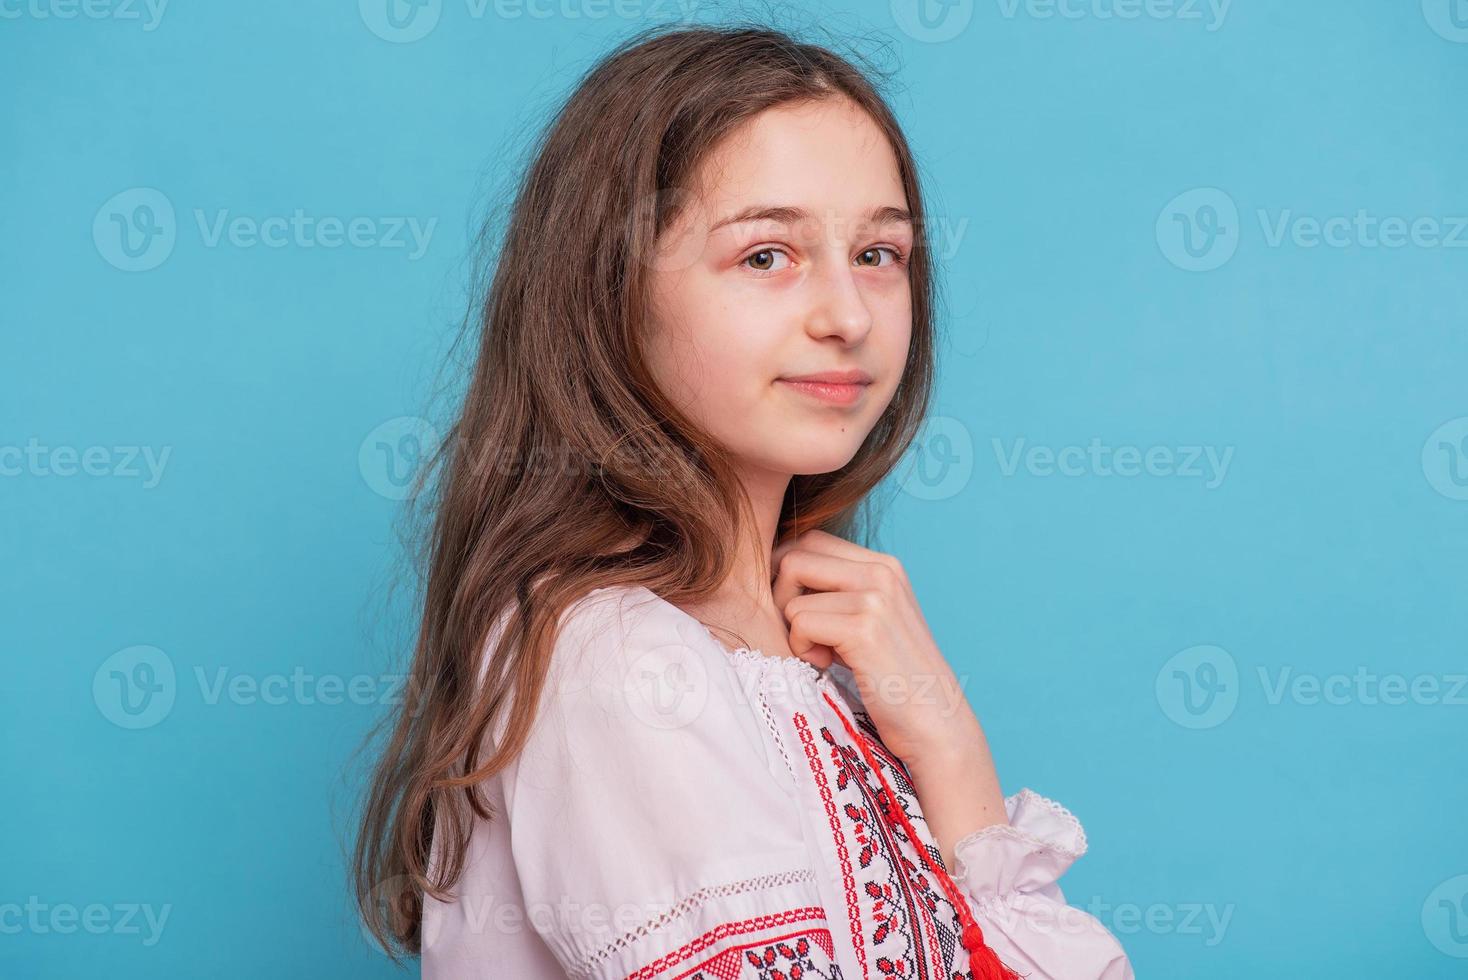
[715,462,791,619]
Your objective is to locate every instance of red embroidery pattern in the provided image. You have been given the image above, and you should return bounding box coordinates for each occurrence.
[795,710,871,980]
[794,698,980,980]
[625,906,842,980]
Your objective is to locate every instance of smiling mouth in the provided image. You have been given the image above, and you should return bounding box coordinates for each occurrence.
[776,377,870,406]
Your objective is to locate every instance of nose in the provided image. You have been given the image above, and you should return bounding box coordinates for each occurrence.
[804,260,875,347]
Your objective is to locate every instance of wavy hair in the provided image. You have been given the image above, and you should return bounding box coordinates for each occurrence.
[353,20,939,956]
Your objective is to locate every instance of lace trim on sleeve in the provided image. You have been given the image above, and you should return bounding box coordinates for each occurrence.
[953,788,1088,860]
[574,868,820,979]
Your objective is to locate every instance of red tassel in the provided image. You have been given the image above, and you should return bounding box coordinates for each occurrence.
[823,691,1024,980]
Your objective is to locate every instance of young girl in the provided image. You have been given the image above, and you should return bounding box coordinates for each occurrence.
[355,23,1135,980]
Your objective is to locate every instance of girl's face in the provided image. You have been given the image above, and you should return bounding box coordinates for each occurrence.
[644,97,914,484]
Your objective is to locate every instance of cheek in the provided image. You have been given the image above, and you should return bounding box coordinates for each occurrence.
[646,303,769,423]
[644,279,712,411]
[691,319,772,417]
[870,304,914,415]
[876,293,913,366]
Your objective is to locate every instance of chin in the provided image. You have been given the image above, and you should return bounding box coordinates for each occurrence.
[772,436,867,477]
[788,458,858,477]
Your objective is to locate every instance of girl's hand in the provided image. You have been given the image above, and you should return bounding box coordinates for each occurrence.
[769,529,982,771]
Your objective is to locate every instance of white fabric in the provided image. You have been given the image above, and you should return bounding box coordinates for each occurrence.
[422,584,1134,979]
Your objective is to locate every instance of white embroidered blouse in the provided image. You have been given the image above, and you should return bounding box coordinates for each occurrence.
[421,584,1134,979]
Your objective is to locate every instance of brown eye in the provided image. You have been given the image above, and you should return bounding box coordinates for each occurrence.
[742,248,790,273]
[857,247,903,267]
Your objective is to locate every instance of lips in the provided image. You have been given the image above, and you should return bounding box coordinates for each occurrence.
[776,369,872,406]
[779,369,873,385]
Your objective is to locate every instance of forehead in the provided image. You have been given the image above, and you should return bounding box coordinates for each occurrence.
[689,98,908,221]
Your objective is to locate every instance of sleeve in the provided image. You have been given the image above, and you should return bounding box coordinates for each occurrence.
[950,788,1135,980]
[501,590,847,980]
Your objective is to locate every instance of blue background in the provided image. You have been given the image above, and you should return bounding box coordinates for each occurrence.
[4,1,1466,976]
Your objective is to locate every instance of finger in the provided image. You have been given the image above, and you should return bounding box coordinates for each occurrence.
[808,647,851,673]
[793,643,835,671]
[768,532,805,581]
[784,589,870,617]
[787,609,862,671]
[779,528,881,564]
[769,529,864,581]
[772,548,886,614]
[784,595,860,673]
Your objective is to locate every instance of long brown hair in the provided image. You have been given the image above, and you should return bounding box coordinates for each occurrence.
[353,20,940,957]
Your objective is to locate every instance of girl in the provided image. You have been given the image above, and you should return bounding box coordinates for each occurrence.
[355,23,1134,980]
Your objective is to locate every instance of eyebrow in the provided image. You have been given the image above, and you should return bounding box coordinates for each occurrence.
[707,204,913,234]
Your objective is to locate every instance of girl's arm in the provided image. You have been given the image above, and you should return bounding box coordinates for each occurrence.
[825,664,1134,980]
[775,530,1136,978]
[902,712,1007,869]
[497,591,843,980]
[485,582,1132,979]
